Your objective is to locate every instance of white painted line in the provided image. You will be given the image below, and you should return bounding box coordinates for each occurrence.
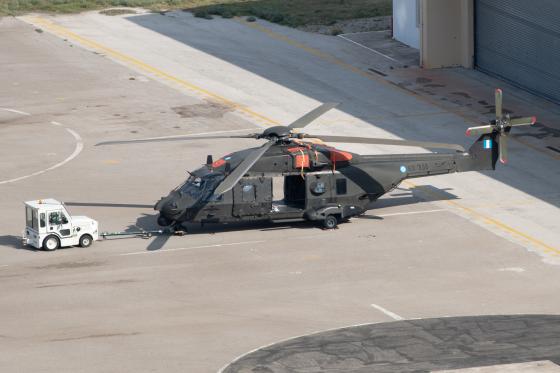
[51,121,63,126]
[0,124,83,185]
[498,267,526,273]
[337,34,401,64]
[376,209,445,218]
[0,108,31,116]
[118,240,266,256]
[0,265,9,268]
[370,303,404,321]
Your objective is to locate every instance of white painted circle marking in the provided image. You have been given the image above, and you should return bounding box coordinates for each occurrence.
[0,121,84,185]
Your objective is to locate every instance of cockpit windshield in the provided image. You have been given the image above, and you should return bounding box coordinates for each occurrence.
[178,172,225,202]
[180,176,206,199]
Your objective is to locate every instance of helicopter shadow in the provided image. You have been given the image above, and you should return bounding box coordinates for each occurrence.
[113,213,174,251]
[126,183,458,250]
[128,212,330,251]
[357,184,458,220]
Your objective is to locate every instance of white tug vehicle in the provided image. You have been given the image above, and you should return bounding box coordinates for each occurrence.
[23,199,99,251]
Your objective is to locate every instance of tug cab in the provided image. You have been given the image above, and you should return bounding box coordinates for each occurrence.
[23,199,99,251]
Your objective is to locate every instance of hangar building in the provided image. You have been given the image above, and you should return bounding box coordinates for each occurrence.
[393,0,560,103]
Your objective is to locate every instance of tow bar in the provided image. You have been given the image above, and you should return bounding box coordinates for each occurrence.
[100,228,186,239]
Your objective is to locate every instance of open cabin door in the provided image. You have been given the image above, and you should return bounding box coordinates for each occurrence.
[233,177,272,217]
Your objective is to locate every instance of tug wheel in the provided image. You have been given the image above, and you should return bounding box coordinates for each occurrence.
[79,234,93,248]
[43,235,60,251]
[322,215,338,229]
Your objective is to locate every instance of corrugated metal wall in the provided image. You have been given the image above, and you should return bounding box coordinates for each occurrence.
[475,0,560,102]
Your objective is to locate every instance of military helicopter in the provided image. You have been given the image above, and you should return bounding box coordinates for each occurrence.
[97,89,535,231]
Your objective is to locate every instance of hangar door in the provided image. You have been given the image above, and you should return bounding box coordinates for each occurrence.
[475,0,560,102]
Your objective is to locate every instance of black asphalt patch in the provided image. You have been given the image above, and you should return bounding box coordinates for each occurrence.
[223,315,560,372]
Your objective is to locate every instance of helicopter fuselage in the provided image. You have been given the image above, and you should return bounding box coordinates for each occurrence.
[154,136,497,228]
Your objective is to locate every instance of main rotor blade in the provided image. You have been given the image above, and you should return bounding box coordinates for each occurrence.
[495,88,503,119]
[287,102,339,130]
[304,135,465,152]
[213,140,276,195]
[465,125,494,137]
[509,116,536,127]
[96,133,255,146]
[499,134,508,164]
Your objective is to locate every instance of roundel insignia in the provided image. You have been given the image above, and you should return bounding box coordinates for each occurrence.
[400,165,407,173]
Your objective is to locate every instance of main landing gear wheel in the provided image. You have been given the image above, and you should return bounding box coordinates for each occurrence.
[322,215,338,229]
[79,234,93,248]
[42,235,60,251]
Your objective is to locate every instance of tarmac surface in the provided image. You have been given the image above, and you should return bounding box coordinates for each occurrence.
[0,11,559,373]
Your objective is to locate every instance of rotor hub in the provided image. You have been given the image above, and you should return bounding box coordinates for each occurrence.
[261,126,292,139]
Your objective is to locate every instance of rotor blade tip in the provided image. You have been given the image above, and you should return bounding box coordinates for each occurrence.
[500,158,508,164]
[496,88,502,94]
[465,128,471,136]
[531,116,537,124]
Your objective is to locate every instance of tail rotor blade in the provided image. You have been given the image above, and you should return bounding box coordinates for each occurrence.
[287,102,339,130]
[499,134,508,164]
[495,88,503,119]
[213,140,275,195]
[509,116,537,127]
[466,125,494,137]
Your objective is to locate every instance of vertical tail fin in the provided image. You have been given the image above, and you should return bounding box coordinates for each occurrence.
[461,132,500,171]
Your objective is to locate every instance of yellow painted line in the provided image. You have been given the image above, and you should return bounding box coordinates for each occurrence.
[240,19,560,161]
[404,180,559,255]
[103,159,120,165]
[26,16,279,127]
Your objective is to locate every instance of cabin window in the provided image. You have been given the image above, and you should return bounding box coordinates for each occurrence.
[311,181,326,195]
[40,213,46,228]
[31,209,38,229]
[242,184,256,202]
[49,211,63,225]
[336,179,347,195]
[26,207,33,228]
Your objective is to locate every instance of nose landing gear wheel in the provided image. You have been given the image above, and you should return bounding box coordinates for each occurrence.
[43,235,60,251]
[322,215,338,229]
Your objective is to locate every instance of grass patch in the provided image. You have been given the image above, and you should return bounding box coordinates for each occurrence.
[1,0,392,26]
[99,8,138,15]
[186,0,392,27]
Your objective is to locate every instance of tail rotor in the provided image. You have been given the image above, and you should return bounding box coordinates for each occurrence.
[466,89,536,164]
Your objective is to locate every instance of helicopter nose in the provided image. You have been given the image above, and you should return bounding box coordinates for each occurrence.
[155,193,183,227]
[157,214,173,227]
